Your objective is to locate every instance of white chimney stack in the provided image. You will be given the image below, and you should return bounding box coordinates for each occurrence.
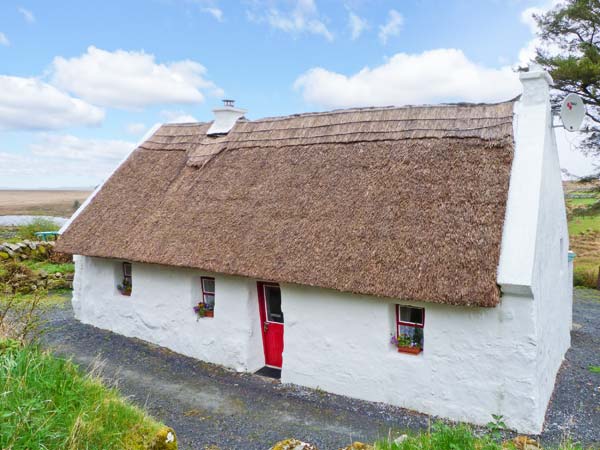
[207,99,247,135]
[519,63,553,106]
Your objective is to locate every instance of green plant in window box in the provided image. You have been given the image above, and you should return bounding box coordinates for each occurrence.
[391,333,422,355]
[193,302,213,319]
[117,279,132,296]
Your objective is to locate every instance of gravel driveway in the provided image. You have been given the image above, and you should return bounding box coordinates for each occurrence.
[42,290,600,450]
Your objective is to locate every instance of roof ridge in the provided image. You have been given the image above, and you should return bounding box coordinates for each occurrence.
[248,99,517,124]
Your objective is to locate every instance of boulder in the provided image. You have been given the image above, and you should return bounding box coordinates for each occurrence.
[150,427,177,450]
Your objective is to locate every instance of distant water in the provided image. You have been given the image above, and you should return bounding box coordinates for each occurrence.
[0,215,68,226]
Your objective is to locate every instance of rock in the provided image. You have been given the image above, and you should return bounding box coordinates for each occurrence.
[38,270,48,279]
[339,443,373,450]
[504,436,542,449]
[6,243,20,252]
[271,439,319,450]
[54,272,63,278]
[150,426,177,450]
[393,435,408,445]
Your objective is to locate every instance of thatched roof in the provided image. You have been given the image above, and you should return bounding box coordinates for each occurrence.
[57,101,515,307]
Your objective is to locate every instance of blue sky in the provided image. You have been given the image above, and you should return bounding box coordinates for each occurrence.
[0,0,595,188]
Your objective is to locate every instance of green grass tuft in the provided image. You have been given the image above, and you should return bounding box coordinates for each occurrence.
[22,260,75,274]
[589,365,600,373]
[375,423,502,450]
[0,343,167,449]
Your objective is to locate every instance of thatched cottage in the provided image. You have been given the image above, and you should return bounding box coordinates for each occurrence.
[56,67,572,434]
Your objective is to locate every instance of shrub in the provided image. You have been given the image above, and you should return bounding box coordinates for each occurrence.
[573,266,598,288]
[17,218,60,240]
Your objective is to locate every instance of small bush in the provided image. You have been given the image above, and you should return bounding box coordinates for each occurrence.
[573,266,598,288]
[16,218,60,240]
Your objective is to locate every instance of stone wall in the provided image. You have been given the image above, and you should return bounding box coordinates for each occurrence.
[0,240,56,262]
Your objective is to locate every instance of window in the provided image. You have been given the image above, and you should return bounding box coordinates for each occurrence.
[392,305,424,355]
[199,277,215,317]
[264,284,283,323]
[117,262,132,296]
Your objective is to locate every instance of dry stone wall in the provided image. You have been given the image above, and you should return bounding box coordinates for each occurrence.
[0,240,56,261]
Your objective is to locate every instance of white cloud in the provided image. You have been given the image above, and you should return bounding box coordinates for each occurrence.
[30,134,134,161]
[0,135,136,187]
[203,7,223,21]
[0,32,9,46]
[378,9,403,44]
[161,110,198,123]
[248,0,333,41]
[0,75,104,130]
[348,12,368,40]
[294,49,521,108]
[18,7,35,23]
[50,46,222,109]
[126,122,147,135]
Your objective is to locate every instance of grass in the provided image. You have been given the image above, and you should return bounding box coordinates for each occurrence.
[589,366,600,373]
[568,216,600,235]
[568,197,599,206]
[373,423,589,450]
[1,289,72,308]
[565,184,600,288]
[21,260,75,274]
[0,342,174,450]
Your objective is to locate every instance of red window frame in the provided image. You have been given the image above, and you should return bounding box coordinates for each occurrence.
[396,305,425,330]
[200,276,215,306]
[395,305,425,354]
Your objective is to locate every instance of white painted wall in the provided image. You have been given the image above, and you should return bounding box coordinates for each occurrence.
[72,256,265,372]
[280,285,542,433]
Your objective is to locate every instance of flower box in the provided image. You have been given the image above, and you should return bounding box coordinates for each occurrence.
[398,346,422,355]
[204,310,214,318]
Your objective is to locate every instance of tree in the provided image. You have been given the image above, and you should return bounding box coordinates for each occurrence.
[535,0,600,160]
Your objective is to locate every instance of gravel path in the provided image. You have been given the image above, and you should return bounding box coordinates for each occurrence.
[41,290,600,450]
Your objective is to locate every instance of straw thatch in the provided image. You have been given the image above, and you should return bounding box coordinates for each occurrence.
[57,101,516,307]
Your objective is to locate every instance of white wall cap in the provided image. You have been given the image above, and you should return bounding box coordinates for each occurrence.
[519,65,553,106]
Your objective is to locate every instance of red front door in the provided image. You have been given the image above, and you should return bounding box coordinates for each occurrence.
[257,282,284,368]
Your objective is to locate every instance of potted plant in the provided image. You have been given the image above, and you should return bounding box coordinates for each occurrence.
[193,302,214,319]
[117,279,132,296]
[390,333,422,355]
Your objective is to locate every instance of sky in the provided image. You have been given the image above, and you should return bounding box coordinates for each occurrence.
[0,0,596,188]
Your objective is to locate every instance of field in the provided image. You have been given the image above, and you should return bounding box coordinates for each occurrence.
[564,180,600,288]
[0,190,93,217]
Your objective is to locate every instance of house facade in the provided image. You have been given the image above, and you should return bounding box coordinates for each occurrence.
[57,67,572,434]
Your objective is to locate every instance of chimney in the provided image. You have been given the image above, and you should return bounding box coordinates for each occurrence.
[519,63,553,106]
[207,99,247,136]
